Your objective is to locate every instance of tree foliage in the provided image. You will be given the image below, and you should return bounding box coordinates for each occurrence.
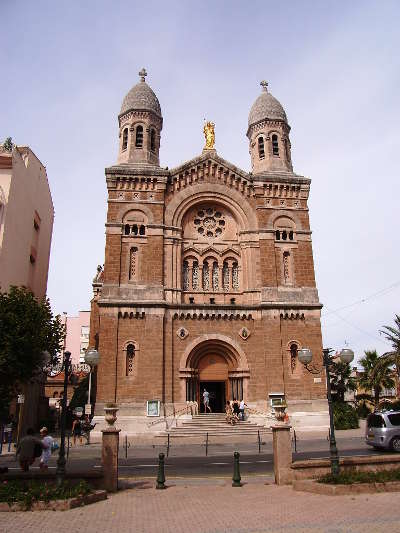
[330,360,357,402]
[380,314,400,379]
[2,137,13,152]
[0,286,65,421]
[358,349,395,408]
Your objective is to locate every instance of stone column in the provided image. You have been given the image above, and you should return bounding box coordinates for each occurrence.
[102,428,121,492]
[272,425,292,485]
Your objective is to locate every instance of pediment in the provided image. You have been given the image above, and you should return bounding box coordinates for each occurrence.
[169,150,249,182]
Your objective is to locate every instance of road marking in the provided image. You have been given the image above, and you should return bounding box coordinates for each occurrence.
[95,464,169,468]
[256,460,272,463]
[209,462,228,465]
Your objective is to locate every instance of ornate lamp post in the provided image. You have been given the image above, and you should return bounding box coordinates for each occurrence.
[56,350,71,486]
[84,348,100,444]
[297,347,354,476]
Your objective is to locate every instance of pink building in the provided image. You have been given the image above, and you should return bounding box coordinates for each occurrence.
[61,311,91,364]
[0,143,54,298]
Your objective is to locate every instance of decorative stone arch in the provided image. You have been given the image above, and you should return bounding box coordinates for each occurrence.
[269,210,301,230]
[165,183,258,231]
[179,334,250,373]
[287,339,301,376]
[123,340,139,377]
[116,203,154,224]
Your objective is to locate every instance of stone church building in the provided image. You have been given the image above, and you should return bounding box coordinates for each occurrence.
[91,70,328,433]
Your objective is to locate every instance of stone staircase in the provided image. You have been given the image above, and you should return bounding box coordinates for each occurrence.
[161,413,271,438]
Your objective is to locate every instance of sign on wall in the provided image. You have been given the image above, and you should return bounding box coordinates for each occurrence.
[146,400,160,417]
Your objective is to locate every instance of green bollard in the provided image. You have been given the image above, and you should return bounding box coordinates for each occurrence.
[156,452,166,489]
[232,451,242,487]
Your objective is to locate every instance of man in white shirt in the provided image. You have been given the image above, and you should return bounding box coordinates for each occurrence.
[203,389,212,413]
[39,427,54,470]
[239,399,247,420]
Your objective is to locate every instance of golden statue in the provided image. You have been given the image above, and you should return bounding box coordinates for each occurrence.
[203,121,215,150]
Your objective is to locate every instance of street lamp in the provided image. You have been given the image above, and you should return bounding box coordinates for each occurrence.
[84,348,100,413]
[56,350,71,487]
[297,346,354,476]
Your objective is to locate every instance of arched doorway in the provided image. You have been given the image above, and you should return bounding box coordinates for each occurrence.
[198,353,228,413]
[179,335,250,413]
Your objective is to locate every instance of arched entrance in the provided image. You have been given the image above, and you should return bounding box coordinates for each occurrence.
[180,334,250,413]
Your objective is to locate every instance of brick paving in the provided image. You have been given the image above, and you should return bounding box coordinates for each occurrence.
[2,479,400,532]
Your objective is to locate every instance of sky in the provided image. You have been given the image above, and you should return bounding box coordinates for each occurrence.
[1,0,399,363]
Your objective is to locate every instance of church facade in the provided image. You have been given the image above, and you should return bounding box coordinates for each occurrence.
[91,70,328,433]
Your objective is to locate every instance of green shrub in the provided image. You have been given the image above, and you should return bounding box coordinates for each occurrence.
[356,401,371,419]
[319,468,400,485]
[0,479,91,509]
[333,402,359,430]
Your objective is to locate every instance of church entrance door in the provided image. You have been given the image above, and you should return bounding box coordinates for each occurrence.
[200,381,226,413]
[197,353,228,413]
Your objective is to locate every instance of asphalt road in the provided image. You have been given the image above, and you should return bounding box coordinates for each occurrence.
[1,437,389,479]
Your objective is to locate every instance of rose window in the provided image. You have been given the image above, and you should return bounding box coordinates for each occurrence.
[194,207,225,238]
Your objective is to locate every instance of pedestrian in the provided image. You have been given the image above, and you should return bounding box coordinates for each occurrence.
[225,401,235,425]
[232,398,240,418]
[239,398,247,421]
[16,428,43,471]
[203,389,212,413]
[39,427,53,470]
[72,416,83,445]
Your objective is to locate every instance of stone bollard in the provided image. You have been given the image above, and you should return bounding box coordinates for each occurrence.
[101,428,121,492]
[232,451,242,487]
[272,425,292,485]
[156,452,166,489]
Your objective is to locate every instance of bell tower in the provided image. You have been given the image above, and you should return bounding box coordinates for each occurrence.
[117,68,163,166]
[247,81,292,174]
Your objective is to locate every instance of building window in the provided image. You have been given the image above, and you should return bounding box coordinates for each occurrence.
[135,125,143,148]
[126,344,135,376]
[124,224,130,235]
[258,137,265,159]
[212,262,219,291]
[192,261,199,290]
[122,128,128,150]
[290,344,298,372]
[139,225,145,236]
[232,262,239,290]
[283,251,290,284]
[183,261,189,291]
[202,261,210,290]
[272,134,279,156]
[222,262,229,291]
[150,129,156,152]
[129,247,138,280]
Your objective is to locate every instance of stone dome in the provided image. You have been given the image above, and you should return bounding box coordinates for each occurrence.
[248,81,287,126]
[120,68,162,118]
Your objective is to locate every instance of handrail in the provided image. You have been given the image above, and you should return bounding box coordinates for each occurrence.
[147,404,193,428]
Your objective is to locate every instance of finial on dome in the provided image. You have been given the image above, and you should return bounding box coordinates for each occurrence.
[260,80,268,92]
[139,68,147,82]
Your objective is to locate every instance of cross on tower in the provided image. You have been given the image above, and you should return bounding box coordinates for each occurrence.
[260,80,268,92]
[139,68,147,82]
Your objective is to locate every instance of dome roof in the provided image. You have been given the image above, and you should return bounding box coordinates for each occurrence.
[120,68,162,118]
[248,81,287,126]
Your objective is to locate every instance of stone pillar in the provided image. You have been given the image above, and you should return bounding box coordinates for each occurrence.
[272,425,292,485]
[101,428,121,492]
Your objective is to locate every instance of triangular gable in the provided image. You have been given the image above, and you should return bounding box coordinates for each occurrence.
[169,150,249,181]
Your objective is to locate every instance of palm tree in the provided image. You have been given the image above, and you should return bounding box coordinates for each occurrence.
[380,314,400,382]
[330,360,357,402]
[358,350,395,409]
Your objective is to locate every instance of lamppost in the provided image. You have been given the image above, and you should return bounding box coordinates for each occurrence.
[56,350,71,487]
[84,348,100,444]
[297,347,354,476]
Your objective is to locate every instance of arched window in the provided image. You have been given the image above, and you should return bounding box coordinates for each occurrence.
[275,230,280,241]
[272,134,279,156]
[232,262,239,290]
[222,262,229,291]
[258,137,265,159]
[122,128,128,150]
[124,224,130,235]
[135,125,143,148]
[150,129,156,152]
[283,251,290,284]
[132,224,138,235]
[183,261,189,291]
[139,225,145,236]
[129,247,138,280]
[126,343,135,376]
[192,261,199,290]
[212,262,219,291]
[202,261,210,290]
[290,343,298,372]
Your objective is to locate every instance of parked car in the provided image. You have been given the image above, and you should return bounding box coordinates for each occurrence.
[365,411,400,451]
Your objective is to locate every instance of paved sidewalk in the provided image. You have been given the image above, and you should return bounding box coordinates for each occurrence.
[2,479,400,532]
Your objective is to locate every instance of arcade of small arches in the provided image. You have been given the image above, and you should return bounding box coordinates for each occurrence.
[121,124,157,153]
[256,132,290,162]
[182,256,240,292]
